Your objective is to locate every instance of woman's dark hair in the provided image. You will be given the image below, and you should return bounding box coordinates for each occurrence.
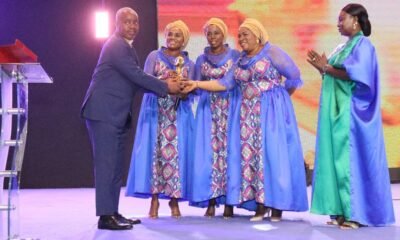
[342,3,371,36]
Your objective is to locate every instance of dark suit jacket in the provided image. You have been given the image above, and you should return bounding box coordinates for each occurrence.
[81,33,168,128]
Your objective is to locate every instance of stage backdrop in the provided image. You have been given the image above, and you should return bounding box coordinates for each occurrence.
[157,0,400,171]
[0,0,399,189]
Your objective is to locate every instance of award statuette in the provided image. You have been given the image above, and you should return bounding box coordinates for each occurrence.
[173,55,185,110]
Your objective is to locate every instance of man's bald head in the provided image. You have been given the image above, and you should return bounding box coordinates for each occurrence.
[115,7,138,24]
[115,7,139,41]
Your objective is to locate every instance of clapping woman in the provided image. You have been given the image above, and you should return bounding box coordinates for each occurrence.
[307,3,395,229]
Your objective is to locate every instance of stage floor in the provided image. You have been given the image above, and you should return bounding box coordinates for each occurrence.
[15,184,400,240]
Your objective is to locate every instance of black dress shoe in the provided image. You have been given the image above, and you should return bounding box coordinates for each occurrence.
[114,212,141,225]
[98,215,133,230]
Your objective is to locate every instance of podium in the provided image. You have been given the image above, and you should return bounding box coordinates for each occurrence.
[0,40,52,239]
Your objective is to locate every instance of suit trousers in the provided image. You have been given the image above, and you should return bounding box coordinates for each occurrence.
[86,119,129,216]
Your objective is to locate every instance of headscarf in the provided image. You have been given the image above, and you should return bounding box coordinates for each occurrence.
[164,20,190,49]
[203,17,228,42]
[239,18,269,44]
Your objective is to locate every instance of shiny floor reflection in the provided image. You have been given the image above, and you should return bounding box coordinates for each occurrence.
[16,185,400,240]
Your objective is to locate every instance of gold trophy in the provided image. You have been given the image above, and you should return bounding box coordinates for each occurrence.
[173,56,185,110]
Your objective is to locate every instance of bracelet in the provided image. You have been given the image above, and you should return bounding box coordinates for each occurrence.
[322,64,329,76]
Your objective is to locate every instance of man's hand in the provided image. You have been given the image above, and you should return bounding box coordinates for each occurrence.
[166,76,181,94]
[168,71,178,79]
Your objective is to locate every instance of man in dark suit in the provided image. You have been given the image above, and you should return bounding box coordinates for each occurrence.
[81,7,181,230]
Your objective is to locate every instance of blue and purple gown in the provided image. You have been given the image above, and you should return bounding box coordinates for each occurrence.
[126,47,194,200]
[189,45,240,207]
[227,43,308,212]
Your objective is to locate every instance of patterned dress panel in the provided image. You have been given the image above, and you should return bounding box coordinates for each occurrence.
[234,57,282,203]
[151,58,190,198]
[201,60,232,198]
[200,59,233,81]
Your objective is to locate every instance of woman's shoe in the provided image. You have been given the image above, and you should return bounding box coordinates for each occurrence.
[340,221,360,229]
[148,199,159,219]
[223,205,234,219]
[326,216,345,226]
[270,208,282,222]
[250,204,269,222]
[204,205,216,217]
[204,199,216,217]
[169,199,181,218]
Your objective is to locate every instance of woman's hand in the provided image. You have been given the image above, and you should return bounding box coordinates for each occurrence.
[181,80,198,94]
[307,49,328,74]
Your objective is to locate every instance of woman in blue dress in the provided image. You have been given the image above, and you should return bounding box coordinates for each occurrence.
[189,18,240,218]
[126,20,194,219]
[184,18,308,222]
